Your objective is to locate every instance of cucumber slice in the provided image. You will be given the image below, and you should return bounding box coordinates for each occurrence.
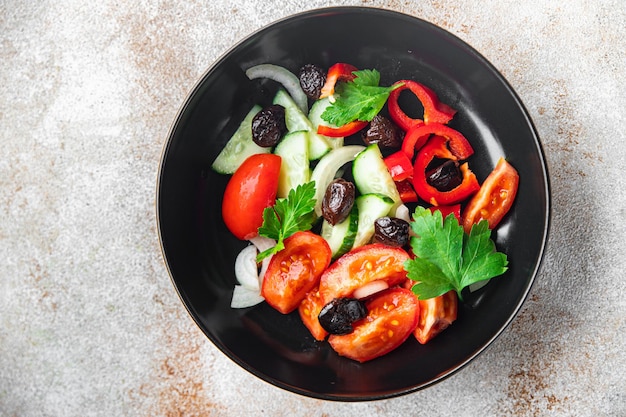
[353,193,395,248]
[353,144,401,204]
[273,89,331,160]
[211,105,269,174]
[308,97,344,150]
[321,203,359,259]
[310,145,366,217]
[273,130,310,198]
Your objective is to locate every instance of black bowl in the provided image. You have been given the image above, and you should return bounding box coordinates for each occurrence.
[157,7,550,401]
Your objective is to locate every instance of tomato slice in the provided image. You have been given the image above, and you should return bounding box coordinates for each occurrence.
[328,288,420,362]
[318,244,411,305]
[298,288,328,341]
[413,290,458,344]
[461,157,519,233]
[261,231,332,314]
[222,154,281,240]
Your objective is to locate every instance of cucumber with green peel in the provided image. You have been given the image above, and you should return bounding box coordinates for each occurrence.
[321,203,359,259]
[308,97,344,150]
[272,89,332,160]
[273,130,310,198]
[310,145,366,217]
[211,105,268,174]
[353,193,395,248]
[353,144,402,204]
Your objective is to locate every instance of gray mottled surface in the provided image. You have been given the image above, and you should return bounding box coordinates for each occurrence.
[1,0,625,416]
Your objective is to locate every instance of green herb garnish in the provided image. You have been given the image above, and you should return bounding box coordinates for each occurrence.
[257,181,317,261]
[321,69,401,127]
[404,206,509,301]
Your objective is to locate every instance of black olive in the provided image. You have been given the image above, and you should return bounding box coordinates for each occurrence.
[426,159,463,192]
[318,297,368,335]
[362,115,404,148]
[298,64,326,100]
[251,104,287,147]
[373,217,410,247]
[322,178,355,225]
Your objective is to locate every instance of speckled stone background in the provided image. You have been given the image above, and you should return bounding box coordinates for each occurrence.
[1,0,625,416]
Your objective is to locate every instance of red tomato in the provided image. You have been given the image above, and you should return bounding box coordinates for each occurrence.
[328,288,420,362]
[262,231,332,314]
[298,288,328,341]
[318,244,411,305]
[461,157,519,234]
[413,290,458,344]
[222,154,281,240]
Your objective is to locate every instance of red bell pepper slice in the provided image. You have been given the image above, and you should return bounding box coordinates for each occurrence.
[317,120,367,137]
[412,135,480,206]
[319,63,358,99]
[384,150,413,181]
[395,179,419,203]
[401,123,475,161]
[388,80,457,131]
[428,204,461,223]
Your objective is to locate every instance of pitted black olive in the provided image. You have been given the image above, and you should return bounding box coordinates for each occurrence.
[373,217,410,247]
[251,104,287,147]
[426,159,463,192]
[298,64,326,100]
[318,297,368,335]
[362,115,404,148]
[322,178,355,225]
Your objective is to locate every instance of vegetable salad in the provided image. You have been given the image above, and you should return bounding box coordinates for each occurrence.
[212,62,519,362]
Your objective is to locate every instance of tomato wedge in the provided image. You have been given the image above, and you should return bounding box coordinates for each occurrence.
[328,288,420,362]
[461,157,519,233]
[413,290,458,344]
[261,231,332,314]
[298,288,328,341]
[318,244,411,305]
[222,153,281,240]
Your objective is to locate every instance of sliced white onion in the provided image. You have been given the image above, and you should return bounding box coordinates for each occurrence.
[245,64,308,114]
[258,255,271,287]
[394,203,411,223]
[249,236,276,288]
[353,280,390,300]
[234,245,260,291]
[231,285,265,308]
[249,235,276,253]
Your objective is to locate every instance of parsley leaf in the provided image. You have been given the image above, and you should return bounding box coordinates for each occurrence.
[256,181,317,261]
[404,206,508,301]
[321,69,401,127]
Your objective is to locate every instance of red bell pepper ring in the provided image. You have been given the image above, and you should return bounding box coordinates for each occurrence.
[317,120,368,137]
[388,80,457,131]
[384,150,413,181]
[428,203,461,223]
[319,63,358,99]
[402,123,475,161]
[395,179,419,203]
[412,135,480,206]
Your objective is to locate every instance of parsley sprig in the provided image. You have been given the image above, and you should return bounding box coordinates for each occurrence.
[256,181,317,262]
[321,69,402,127]
[404,206,509,301]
